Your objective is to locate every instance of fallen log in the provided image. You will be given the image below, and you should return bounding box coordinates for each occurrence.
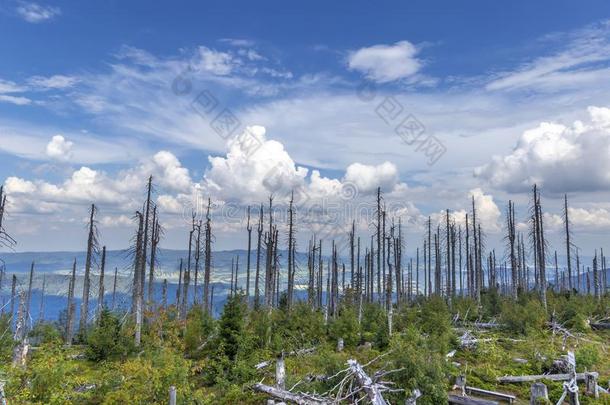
[590,322,610,330]
[448,394,498,405]
[497,372,598,383]
[465,386,516,404]
[347,359,387,405]
[252,383,330,405]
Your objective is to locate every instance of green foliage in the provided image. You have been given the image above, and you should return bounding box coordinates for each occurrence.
[269,302,325,352]
[328,306,360,347]
[85,309,135,361]
[386,328,448,404]
[417,295,454,353]
[28,321,62,345]
[0,314,13,362]
[360,303,389,348]
[500,295,547,335]
[217,293,247,360]
[2,291,609,404]
[184,305,215,358]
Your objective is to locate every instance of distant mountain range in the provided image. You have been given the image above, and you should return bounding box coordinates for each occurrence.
[0,249,607,321]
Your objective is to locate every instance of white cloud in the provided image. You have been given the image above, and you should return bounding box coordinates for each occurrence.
[99,215,133,228]
[28,75,79,90]
[3,150,193,214]
[45,134,73,161]
[430,188,502,233]
[486,21,610,93]
[476,106,610,193]
[347,41,421,83]
[343,161,399,195]
[0,94,31,105]
[203,126,308,202]
[194,46,236,75]
[0,79,25,93]
[16,2,60,23]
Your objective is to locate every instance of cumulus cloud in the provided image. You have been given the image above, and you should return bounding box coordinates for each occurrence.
[344,161,399,195]
[347,41,421,83]
[4,150,193,214]
[16,2,60,23]
[202,125,407,205]
[46,134,73,161]
[430,188,502,233]
[476,106,610,193]
[544,206,610,232]
[203,126,308,202]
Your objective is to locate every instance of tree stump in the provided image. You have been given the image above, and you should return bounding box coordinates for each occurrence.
[530,382,548,404]
[169,386,176,405]
[336,338,344,352]
[276,354,285,390]
[585,372,599,398]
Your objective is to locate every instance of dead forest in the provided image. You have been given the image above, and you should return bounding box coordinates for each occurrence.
[0,179,608,405]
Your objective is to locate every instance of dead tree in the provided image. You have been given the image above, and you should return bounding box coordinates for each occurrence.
[66,259,76,344]
[507,201,518,299]
[246,206,252,300]
[25,261,34,333]
[564,195,573,292]
[38,274,46,322]
[254,204,263,308]
[141,176,153,313]
[287,192,295,308]
[132,211,144,346]
[12,291,28,367]
[181,218,195,319]
[203,198,213,313]
[111,267,118,310]
[376,188,382,302]
[193,218,202,305]
[593,251,600,301]
[80,204,98,334]
[148,206,161,309]
[97,246,106,320]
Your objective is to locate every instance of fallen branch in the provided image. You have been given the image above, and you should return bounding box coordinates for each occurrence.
[497,372,598,383]
[252,383,331,405]
[347,359,387,405]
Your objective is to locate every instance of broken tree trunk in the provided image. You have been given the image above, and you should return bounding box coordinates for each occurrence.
[448,395,498,405]
[347,359,387,405]
[276,353,285,390]
[252,383,330,405]
[497,372,597,383]
[530,382,548,404]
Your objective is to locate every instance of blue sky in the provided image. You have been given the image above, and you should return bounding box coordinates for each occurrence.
[2,0,610,255]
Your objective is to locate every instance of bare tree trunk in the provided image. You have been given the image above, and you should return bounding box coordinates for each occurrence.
[203,199,212,313]
[66,259,76,344]
[97,246,106,321]
[80,204,97,334]
[111,267,118,310]
[246,206,252,301]
[563,195,573,291]
[148,208,160,309]
[176,259,183,307]
[377,188,382,303]
[254,204,263,308]
[287,193,295,308]
[508,201,518,299]
[25,261,34,333]
[38,275,46,322]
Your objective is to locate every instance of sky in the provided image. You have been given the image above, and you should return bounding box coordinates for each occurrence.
[1,0,610,259]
